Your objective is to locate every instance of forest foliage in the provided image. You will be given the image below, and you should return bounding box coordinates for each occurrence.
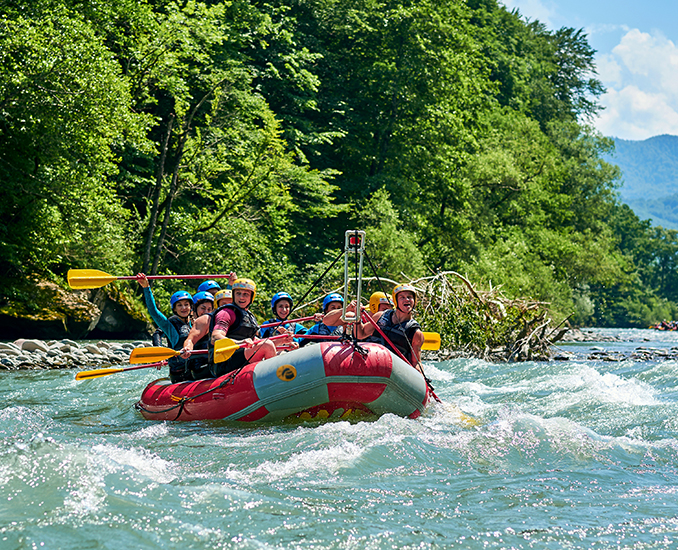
[2,0,678,328]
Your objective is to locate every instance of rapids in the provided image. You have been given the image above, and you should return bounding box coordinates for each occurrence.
[2,328,678,549]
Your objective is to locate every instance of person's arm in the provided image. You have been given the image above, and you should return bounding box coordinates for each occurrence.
[354,309,384,340]
[322,301,360,327]
[137,273,180,345]
[180,317,209,358]
[410,329,424,367]
[226,271,237,289]
[211,308,236,343]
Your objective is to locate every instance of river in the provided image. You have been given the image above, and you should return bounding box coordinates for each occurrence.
[2,328,678,549]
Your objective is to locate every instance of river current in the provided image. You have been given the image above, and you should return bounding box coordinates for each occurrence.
[2,328,678,549]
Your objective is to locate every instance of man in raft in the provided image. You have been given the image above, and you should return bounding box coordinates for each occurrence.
[180,278,296,377]
[327,284,425,374]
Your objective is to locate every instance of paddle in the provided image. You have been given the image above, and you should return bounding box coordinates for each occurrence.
[67,269,233,290]
[213,334,342,363]
[75,360,167,380]
[421,332,441,351]
[129,346,208,364]
[260,315,316,329]
[360,311,443,403]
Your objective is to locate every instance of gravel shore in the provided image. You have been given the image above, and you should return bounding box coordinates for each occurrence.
[0,339,152,370]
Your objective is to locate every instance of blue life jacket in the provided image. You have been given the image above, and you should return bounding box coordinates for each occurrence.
[299,322,343,346]
[166,315,191,376]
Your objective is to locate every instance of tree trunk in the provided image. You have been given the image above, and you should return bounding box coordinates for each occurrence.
[142,115,174,273]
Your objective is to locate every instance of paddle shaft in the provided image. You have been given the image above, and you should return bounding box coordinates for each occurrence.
[260,315,316,329]
[129,347,208,364]
[117,274,232,281]
[76,360,167,380]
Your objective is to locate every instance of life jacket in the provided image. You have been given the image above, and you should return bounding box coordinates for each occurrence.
[187,330,211,380]
[299,323,342,346]
[208,303,259,367]
[166,315,191,375]
[375,309,421,365]
[260,317,283,340]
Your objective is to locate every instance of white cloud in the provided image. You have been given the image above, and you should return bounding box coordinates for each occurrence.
[595,29,678,139]
[597,86,678,139]
[595,53,623,88]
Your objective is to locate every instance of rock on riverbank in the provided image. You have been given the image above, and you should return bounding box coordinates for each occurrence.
[0,280,151,341]
[0,339,152,370]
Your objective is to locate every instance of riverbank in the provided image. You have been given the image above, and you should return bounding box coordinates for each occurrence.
[0,339,151,370]
[2,328,676,371]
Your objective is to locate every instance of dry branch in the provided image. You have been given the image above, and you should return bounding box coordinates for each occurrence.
[416,272,567,362]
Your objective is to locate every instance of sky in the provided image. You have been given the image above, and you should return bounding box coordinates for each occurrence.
[500,0,678,141]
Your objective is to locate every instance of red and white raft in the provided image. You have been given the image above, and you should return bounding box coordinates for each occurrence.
[135,341,430,422]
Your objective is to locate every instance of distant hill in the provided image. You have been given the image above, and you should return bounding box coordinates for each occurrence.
[604,135,678,230]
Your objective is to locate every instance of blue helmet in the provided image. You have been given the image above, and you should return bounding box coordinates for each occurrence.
[192,291,215,305]
[170,291,192,310]
[197,280,220,293]
[322,293,344,313]
[271,291,293,312]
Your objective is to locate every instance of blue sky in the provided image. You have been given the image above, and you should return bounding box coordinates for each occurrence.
[500,0,678,140]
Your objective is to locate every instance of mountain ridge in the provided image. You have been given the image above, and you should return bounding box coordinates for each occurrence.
[604,134,678,229]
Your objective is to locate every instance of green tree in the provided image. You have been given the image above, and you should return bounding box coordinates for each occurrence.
[0,5,151,279]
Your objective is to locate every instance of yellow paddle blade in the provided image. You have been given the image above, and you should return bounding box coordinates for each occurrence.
[422,332,441,351]
[67,268,118,289]
[444,404,482,427]
[75,367,124,380]
[129,346,178,364]
[213,338,240,363]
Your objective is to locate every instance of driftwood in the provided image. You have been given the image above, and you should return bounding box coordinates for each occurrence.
[413,272,568,362]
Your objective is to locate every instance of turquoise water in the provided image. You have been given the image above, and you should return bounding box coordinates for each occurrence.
[3,329,678,549]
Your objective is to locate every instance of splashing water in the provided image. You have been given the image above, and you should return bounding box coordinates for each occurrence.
[2,329,678,549]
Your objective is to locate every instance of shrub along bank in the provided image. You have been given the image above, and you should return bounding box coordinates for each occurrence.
[2,0,678,342]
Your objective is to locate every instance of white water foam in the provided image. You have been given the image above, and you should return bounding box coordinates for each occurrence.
[91,443,176,484]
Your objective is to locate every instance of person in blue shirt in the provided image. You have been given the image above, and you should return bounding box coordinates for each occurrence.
[136,273,195,383]
[299,293,344,346]
[259,292,310,343]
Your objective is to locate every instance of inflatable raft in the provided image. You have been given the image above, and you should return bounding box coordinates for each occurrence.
[135,341,430,422]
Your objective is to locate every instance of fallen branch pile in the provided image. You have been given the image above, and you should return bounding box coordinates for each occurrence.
[413,271,569,362]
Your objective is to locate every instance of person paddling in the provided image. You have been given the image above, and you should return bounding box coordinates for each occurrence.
[181,278,295,377]
[299,293,345,346]
[136,273,193,383]
[340,284,425,372]
[260,292,312,343]
[185,291,214,380]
